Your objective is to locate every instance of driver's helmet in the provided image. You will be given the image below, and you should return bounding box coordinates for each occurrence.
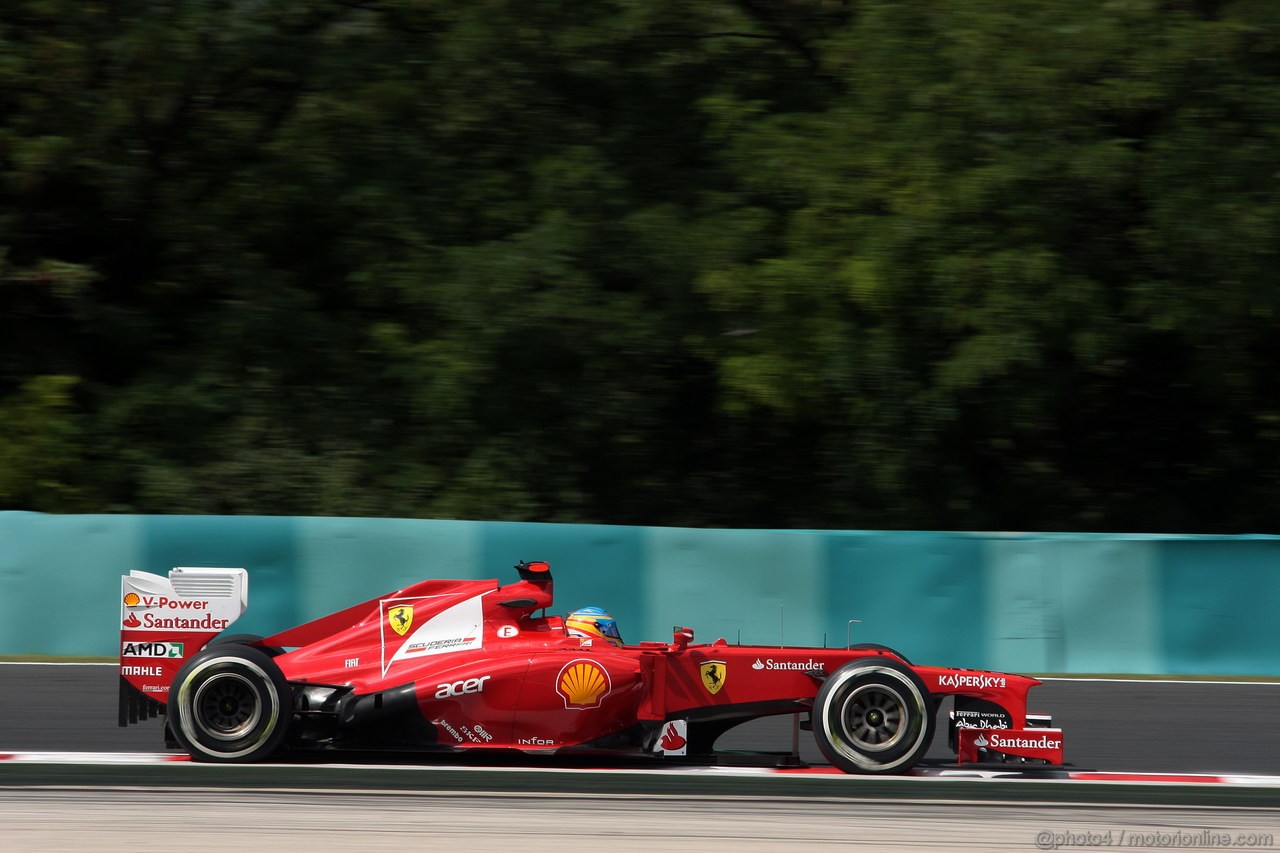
[565,606,623,647]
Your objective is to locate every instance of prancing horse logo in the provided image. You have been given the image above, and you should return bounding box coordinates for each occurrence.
[700,660,727,695]
[388,604,414,636]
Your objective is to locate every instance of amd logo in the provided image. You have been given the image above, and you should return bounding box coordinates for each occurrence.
[121,641,185,659]
[435,675,491,699]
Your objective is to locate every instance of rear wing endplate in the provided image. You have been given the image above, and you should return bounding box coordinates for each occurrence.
[118,567,249,726]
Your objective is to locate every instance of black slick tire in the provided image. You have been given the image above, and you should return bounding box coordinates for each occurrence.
[207,633,285,658]
[847,642,913,665]
[812,658,934,774]
[168,644,291,763]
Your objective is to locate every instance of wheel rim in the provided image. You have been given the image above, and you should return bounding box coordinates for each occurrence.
[174,654,284,761]
[838,683,908,752]
[192,673,262,741]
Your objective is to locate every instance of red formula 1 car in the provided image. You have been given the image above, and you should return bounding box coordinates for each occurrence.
[119,561,1063,773]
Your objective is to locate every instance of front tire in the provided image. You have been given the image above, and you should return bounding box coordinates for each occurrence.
[812,659,934,774]
[847,642,912,665]
[168,645,291,763]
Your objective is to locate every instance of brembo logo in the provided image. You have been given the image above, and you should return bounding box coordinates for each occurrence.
[938,674,1007,689]
[435,676,490,699]
[751,658,826,671]
[436,719,464,743]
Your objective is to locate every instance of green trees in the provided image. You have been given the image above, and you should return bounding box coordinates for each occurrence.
[699,0,1280,530]
[2,1,1278,531]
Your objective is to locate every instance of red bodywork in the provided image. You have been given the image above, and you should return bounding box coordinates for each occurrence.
[120,562,1062,769]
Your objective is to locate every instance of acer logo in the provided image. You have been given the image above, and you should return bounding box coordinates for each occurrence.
[435,675,491,699]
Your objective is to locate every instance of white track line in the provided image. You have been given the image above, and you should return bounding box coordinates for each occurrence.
[3,752,1280,787]
[0,661,115,666]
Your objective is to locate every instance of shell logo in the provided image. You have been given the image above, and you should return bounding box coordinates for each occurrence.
[556,659,611,709]
[123,592,141,607]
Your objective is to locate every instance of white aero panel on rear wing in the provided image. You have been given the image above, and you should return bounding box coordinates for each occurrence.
[119,567,249,726]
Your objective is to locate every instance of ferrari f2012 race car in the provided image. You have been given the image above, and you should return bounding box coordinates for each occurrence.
[119,561,1063,773]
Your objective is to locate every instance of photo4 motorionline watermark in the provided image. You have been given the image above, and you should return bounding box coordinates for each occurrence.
[1036,830,1275,850]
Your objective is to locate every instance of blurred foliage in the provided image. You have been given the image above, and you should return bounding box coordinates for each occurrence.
[1,0,1278,531]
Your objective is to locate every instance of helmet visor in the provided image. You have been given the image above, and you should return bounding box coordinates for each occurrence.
[595,617,622,643]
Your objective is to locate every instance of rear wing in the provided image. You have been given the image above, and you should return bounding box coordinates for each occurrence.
[118,567,249,726]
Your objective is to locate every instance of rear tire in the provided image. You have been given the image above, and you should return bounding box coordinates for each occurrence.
[168,645,291,763]
[812,659,934,774]
[208,633,285,658]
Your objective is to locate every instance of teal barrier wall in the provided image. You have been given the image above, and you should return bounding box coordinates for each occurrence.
[1,512,1276,674]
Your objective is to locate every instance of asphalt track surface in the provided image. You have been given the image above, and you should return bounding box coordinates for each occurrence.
[6,663,1280,774]
[3,788,1278,852]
